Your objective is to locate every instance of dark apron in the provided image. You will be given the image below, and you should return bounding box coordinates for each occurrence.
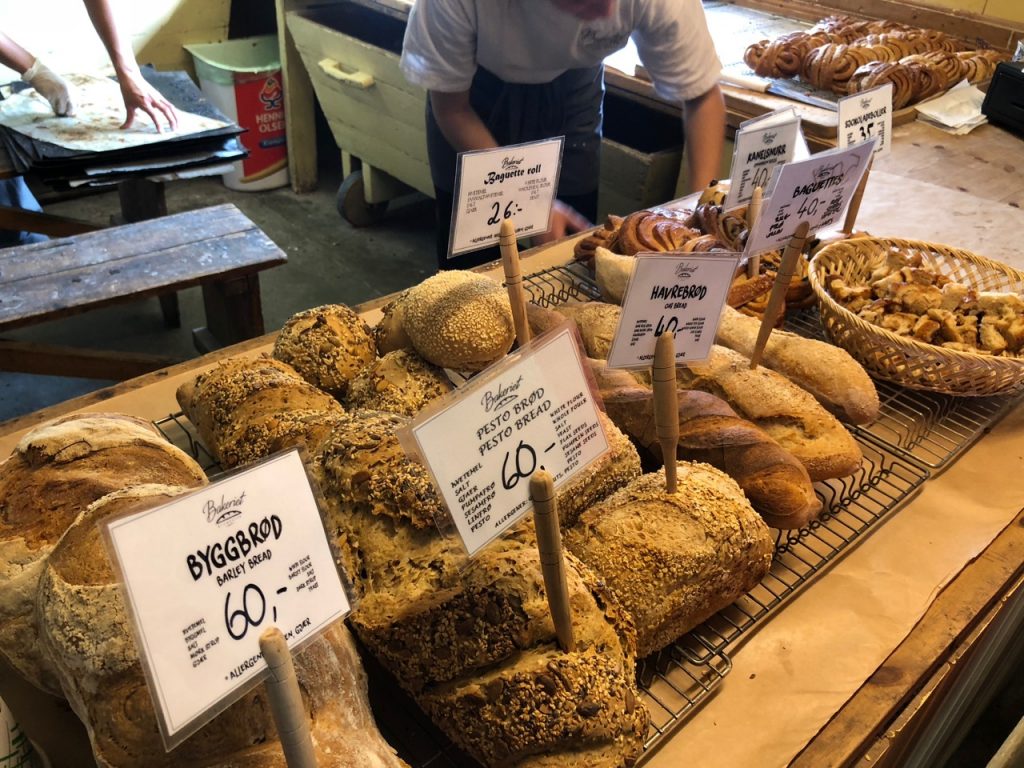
[428,64,605,269]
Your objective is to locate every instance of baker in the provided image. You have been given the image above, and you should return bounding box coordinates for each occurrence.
[0,0,178,246]
[401,0,725,270]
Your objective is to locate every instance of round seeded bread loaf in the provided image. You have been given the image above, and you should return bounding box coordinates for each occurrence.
[272,304,377,398]
[37,484,407,767]
[0,414,206,694]
[400,271,515,372]
[344,349,454,417]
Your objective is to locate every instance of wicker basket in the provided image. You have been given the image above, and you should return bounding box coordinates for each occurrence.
[808,238,1024,396]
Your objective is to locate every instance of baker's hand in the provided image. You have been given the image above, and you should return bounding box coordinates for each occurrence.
[117,67,178,132]
[533,200,592,246]
[22,60,73,116]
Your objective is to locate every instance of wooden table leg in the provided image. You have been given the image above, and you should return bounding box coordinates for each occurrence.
[195,274,266,352]
[117,178,181,328]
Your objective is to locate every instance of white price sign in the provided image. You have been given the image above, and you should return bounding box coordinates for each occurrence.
[104,451,350,749]
[607,253,741,369]
[744,140,877,257]
[725,109,801,208]
[838,83,893,158]
[406,325,609,556]
[449,137,564,257]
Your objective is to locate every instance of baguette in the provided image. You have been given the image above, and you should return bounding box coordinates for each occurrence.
[590,360,820,528]
[716,305,879,424]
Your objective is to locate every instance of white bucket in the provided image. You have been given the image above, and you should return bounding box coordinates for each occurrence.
[186,36,289,191]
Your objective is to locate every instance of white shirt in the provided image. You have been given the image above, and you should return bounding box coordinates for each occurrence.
[401,0,722,104]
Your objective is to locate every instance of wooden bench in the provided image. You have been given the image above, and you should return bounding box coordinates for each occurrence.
[0,202,287,380]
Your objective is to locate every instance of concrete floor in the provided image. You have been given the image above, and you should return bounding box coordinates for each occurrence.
[0,167,437,422]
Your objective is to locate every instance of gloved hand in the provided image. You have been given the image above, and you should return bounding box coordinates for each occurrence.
[22,59,74,116]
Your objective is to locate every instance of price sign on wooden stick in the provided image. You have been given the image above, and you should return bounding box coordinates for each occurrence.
[652,331,680,493]
[749,221,811,369]
[529,469,575,652]
[500,219,531,348]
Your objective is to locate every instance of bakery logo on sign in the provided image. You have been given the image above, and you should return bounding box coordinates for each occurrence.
[202,491,247,527]
[502,156,524,170]
[674,263,699,280]
[481,374,524,412]
[762,131,778,145]
[860,98,872,110]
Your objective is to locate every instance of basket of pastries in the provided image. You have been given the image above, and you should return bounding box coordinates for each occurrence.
[809,237,1024,396]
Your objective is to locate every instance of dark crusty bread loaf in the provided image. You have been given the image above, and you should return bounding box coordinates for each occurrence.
[176,355,343,468]
[589,360,821,529]
[344,349,454,417]
[715,305,880,424]
[37,484,407,767]
[272,303,378,398]
[565,467,774,658]
[310,409,647,767]
[0,414,206,694]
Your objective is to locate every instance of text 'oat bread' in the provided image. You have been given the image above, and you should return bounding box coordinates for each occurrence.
[565,466,773,658]
[0,413,206,694]
[37,484,407,767]
[399,270,515,372]
[272,303,378,398]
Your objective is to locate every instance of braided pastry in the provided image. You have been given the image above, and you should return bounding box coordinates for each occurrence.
[917,50,965,86]
[614,210,700,255]
[682,234,728,253]
[802,43,876,93]
[848,61,918,109]
[573,215,622,264]
[899,56,948,100]
[956,51,1004,83]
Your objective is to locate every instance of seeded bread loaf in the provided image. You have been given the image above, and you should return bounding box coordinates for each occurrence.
[399,270,515,372]
[565,466,774,657]
[0,414,206,694]
[272,303,378,398]
[715,305,880,424]
[176,355,343,468]
[37,484,407,767]
[344,349,454,417]
[589,360,821,529]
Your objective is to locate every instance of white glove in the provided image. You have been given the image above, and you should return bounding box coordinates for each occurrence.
[22,59,74,116]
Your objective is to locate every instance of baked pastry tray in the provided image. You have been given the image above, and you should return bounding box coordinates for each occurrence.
[151,262,1020,766]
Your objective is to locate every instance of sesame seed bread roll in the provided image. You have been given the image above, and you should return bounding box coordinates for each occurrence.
[565,466,774,658]
[399,270,515,372]
[37,485,408,768]
[344,349,454,417]
[716,305,879,424]
[273,303,378,398]
[0,414,206,694]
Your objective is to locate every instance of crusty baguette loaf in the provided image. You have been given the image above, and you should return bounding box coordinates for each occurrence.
[176,355,343,468]
[716,305,880,424]
[565,467,774,658]
[589,360,821,529]
[0,414,206,694]
[399,270,515,372]
[344,349,454,417]
[309,409,648,767]
[37,484,407,768]
[675,345,863,481]
[272,303,378,398]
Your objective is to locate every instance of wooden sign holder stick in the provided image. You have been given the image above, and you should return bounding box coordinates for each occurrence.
[746,186,764,278]
[500,219,531,348]
[749,221,811,370]
[842,157,873,235]
[652,331,680,493]
[260,627,318,768]
[530,470,575,653]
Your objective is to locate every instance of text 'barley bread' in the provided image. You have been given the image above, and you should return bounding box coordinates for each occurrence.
[0,414,206,694]
[565,466,774,658]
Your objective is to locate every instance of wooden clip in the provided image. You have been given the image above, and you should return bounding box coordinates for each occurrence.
[746,186,764,278]
[260,627,318,767]
[842,156,873,235]
[749,221,810,370]
[652,331,680,493]
[530,470,575,653]
[500,219,531,348]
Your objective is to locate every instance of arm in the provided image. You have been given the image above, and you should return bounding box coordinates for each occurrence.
[429,89,498,152]
[1,32,73,115]
[681,83,726,194]
[81,0,178,131]
[0,32,35,75]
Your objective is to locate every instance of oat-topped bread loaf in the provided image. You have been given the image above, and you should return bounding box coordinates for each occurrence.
[566,466,774,658]
[310,409,648,767]
[37,485,407,768]
[272,303,377,398]
[344,349,454,417]
[399,270,515,372]
[0,413,206,694]
[176,354,343,468]
[551,301,622,360]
